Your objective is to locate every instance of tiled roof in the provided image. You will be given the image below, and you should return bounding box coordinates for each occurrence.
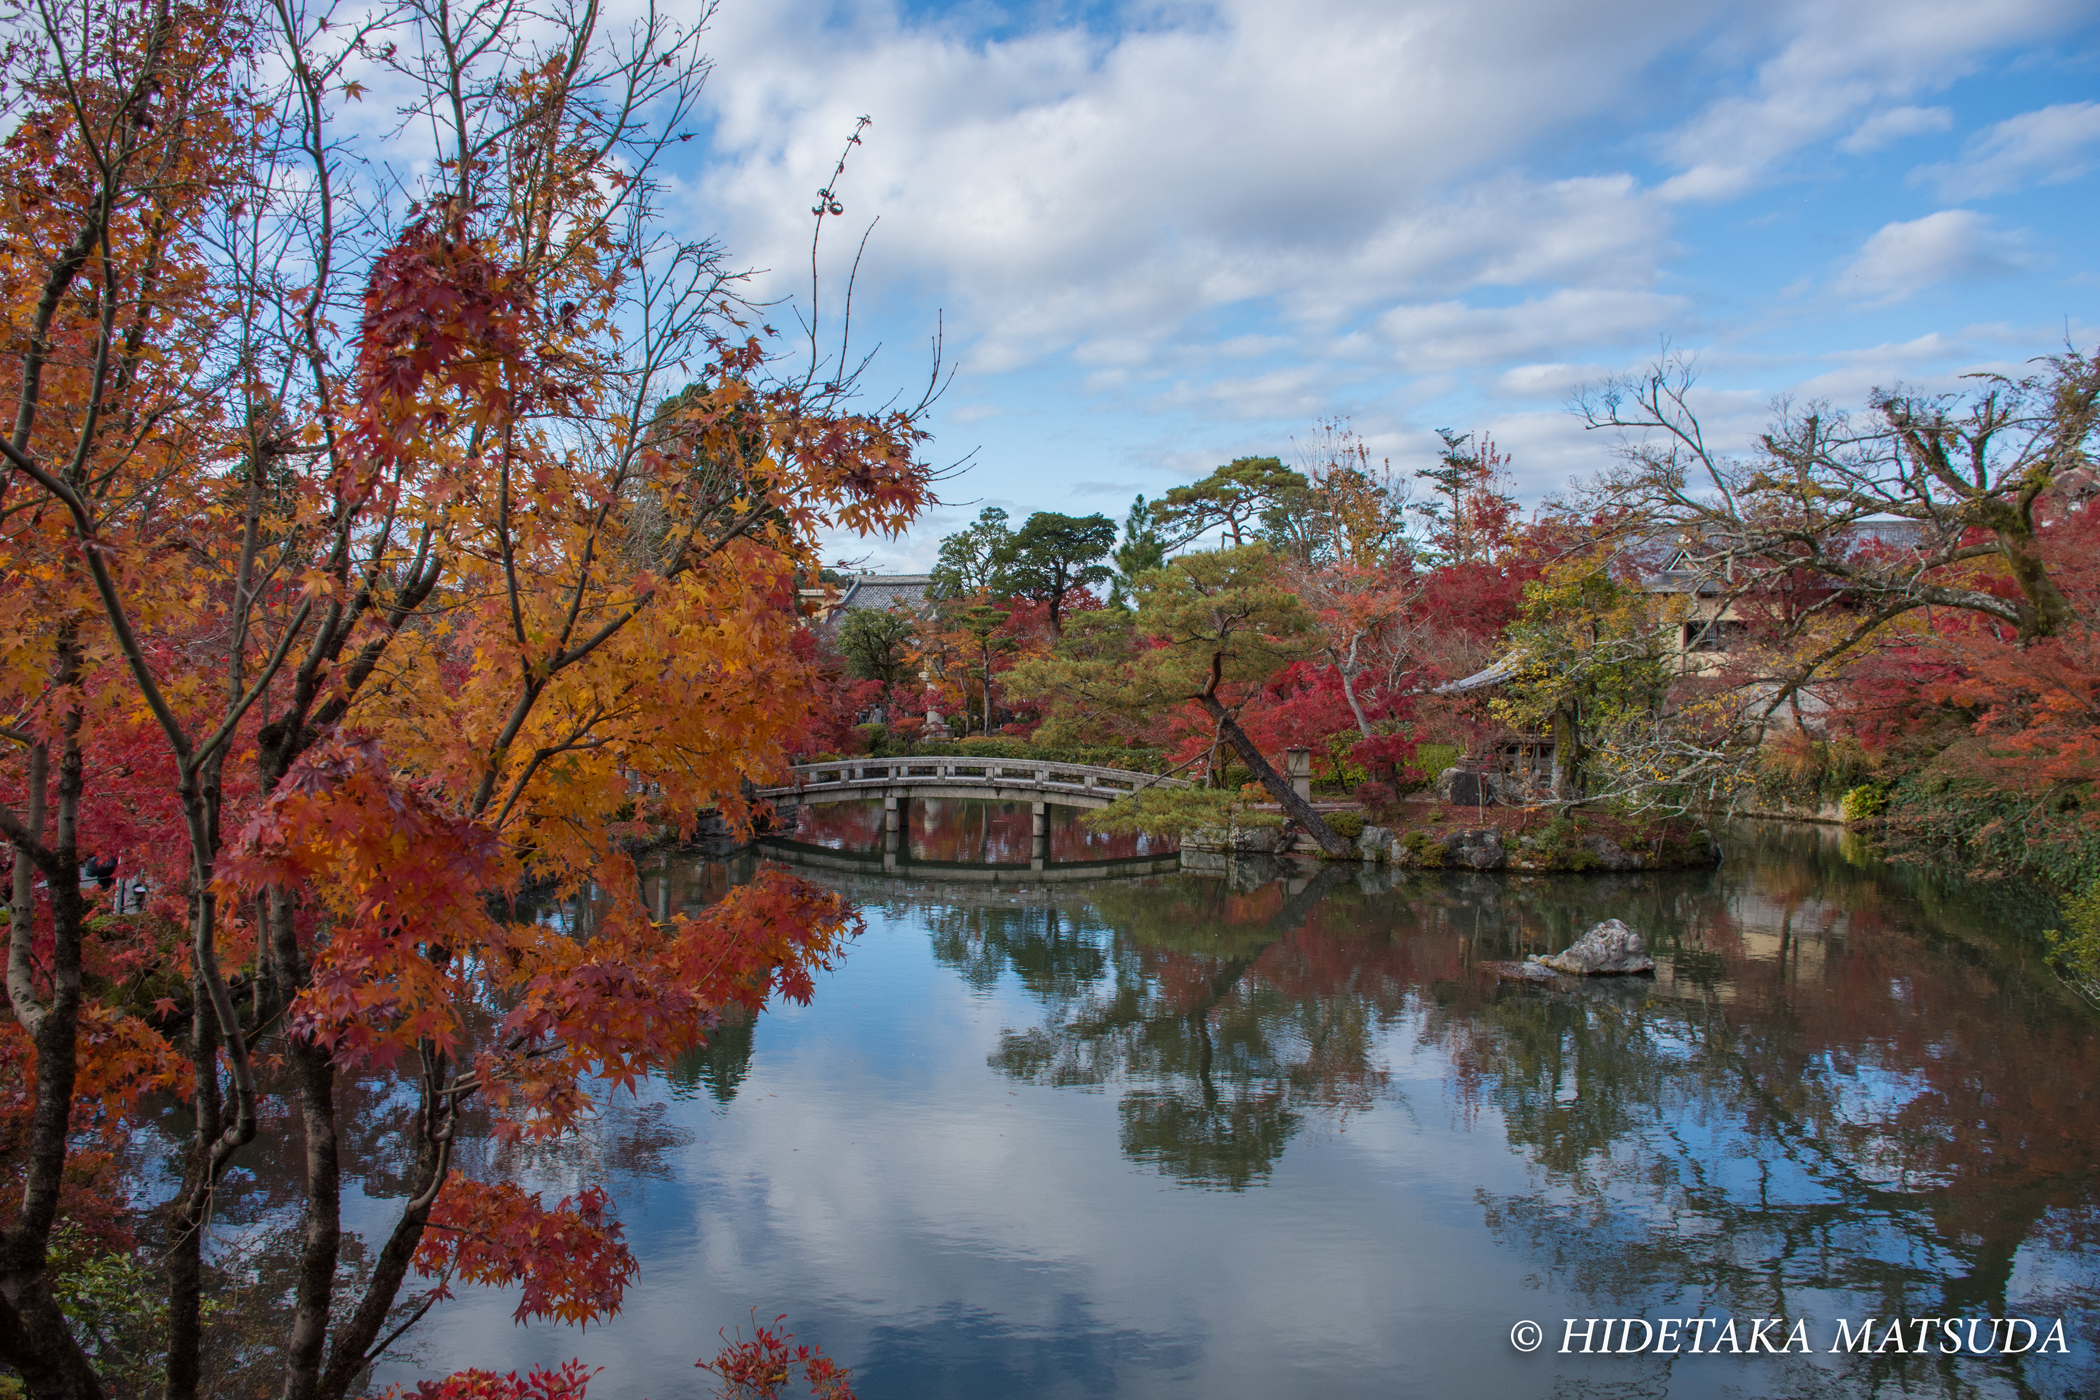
[831,573,935,615]
[1431,651,1530,695]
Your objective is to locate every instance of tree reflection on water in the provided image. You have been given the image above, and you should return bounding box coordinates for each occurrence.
[205,810,2096,1399]
[877,822,2100,1394]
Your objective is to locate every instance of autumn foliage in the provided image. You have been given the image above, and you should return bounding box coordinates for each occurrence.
[696,1316,859,1400]
[0,0,931,1394]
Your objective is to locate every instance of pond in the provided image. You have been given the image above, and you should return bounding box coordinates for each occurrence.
[377,805,2100,1399]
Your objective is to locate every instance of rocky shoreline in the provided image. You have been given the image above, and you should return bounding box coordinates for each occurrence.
[1185,814,1723,872]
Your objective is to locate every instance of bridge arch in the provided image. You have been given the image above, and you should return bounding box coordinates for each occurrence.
[755,759,1188,813]
[755,759,1188,873]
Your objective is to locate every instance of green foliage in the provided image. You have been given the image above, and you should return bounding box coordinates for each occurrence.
[45,1227,173,1398]
[1526,813,1599,870]
[1322,811,1366,842]
[2046,879,2100,1004]
[1081,785,1282,837]
[1005,511,1118,629]
[1400,829,1442,865]
[1406,742,1462,792]
[835,606,918,682]
[1881,766,2100,894]
[1840,782,1890,824]
[1488,569,1682,804]
[1112,495,1167,604]
[1006,544,1318,721]
[903,736,1172,772]
[928,506,1014,598]
[1153,458,1308,550]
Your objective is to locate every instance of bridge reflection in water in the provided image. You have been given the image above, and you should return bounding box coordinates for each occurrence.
[763,795,1180,882]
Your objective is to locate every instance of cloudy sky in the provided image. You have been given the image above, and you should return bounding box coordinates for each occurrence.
[662,0,2100,570]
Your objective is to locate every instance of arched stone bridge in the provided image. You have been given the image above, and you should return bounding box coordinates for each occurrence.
[757,758,1189,813]
[756,758,1189,871]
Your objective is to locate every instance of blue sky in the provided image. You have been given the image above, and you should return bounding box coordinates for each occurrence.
[663,0,2100,570]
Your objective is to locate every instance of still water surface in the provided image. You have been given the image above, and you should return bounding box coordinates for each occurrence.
[380,804,2100,1398]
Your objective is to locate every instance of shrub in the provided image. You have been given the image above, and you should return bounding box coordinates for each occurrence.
[2046,879,2100,1005]
[1840,782,1890,824]
[1322,811,1366,842]
[904,738,1170,772]
[1084,787,1281,837]
[1402,742,1461,795]
[1400,829,1443,867]
[1758,732,1876,805]
[1880,763,2100,891]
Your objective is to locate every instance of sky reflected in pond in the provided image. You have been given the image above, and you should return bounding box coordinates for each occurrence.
[379,814,2100,1399]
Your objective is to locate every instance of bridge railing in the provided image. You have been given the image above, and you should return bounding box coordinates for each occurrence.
[757,759,1186,800]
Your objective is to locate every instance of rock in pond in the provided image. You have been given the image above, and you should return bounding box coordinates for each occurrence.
[1528,918,1655,976]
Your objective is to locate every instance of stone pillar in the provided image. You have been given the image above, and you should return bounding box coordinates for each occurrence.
[884,791,902,832]
[1031,800,1049,870]
[1285,747,1312,803]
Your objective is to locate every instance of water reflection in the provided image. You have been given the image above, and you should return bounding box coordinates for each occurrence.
[374,822,2100,1398]
[814,826,2100,1394]
[784,795,1176,867]
[940,865,1386,1190]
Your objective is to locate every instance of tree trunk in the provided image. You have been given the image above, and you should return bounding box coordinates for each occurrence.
[165,967,219,1400]
[1328,638,1373,739]
[1990,519,2077,640]
[0,886,104,1400]
[317,1060,452,1400]
[0,654,105,1400]
[1551,701,1585,803]
[272,888,341,1400]
[167,760,256,1400]
[1195,693,1350,856]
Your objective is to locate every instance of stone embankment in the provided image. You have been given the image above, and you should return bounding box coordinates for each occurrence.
[1358,822,1720,871]
[1186,815,1721,871]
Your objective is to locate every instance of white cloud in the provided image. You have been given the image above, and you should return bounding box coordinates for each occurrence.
[1150,364,1354,421]
[1835,210,2029,303]
[1790,333,2027,401]
[1489,362,1616,399]
[647,0,2097,533]
[1654,0,2087,202]
[1915,101,2100,198]
[1374,289,1690,372]
[1839,104,1953,154]
[690,0,1711,374]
